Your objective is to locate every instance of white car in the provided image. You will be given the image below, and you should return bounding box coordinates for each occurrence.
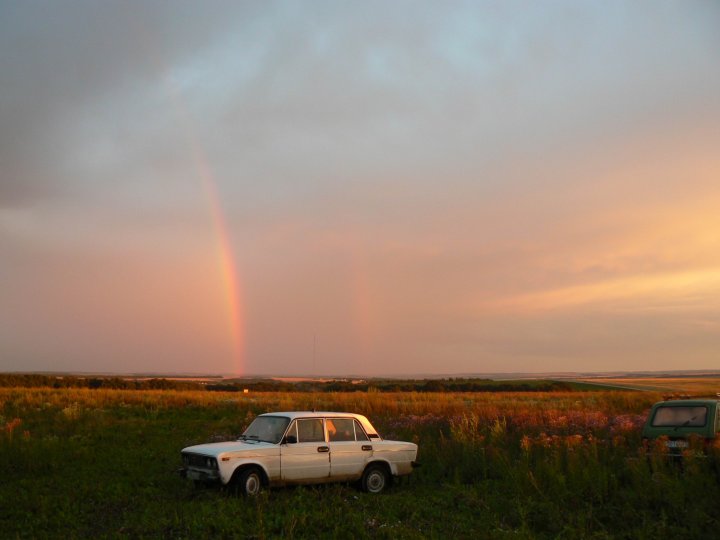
[180,411,418,495]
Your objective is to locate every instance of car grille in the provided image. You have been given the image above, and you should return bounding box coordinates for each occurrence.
[182,453,218,470]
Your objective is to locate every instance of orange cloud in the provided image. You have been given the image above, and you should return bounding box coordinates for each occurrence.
[482,267,720,314]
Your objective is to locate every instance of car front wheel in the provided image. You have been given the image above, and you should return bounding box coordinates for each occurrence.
[235,467,263,496]
[361,463,390,494]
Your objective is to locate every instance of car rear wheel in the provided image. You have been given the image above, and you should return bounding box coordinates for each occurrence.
[361,463,389,494]
[235,467,263,496]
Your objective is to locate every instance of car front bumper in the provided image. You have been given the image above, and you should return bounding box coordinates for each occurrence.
[178,467,220,482]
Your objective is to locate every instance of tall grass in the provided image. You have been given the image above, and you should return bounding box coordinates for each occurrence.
[2,387,718,538]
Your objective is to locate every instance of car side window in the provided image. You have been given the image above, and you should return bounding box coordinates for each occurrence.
[285,420,298,441]
[327,418,355,442]
[354,420,369,441]
[297,419,325,443]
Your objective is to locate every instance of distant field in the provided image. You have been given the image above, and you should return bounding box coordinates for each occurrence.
[575,377,720,394]
[2,387,719,538]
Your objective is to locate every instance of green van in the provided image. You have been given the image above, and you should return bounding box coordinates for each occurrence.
[642,399,720,452]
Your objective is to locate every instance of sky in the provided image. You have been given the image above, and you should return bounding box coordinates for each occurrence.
[1,1,720,376]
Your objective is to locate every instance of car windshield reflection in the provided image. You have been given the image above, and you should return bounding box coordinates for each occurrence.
[241,416,290,443]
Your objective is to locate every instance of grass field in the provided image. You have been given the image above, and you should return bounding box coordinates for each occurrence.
[3,387,720,538]
[575,377,720,394]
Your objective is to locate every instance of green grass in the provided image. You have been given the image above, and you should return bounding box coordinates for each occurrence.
[2,388,719,538]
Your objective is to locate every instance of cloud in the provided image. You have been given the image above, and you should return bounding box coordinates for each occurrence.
[483,268,720,314]
[1,1,720,374]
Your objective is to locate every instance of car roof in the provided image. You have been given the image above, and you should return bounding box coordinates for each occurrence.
[260,411,365,420]
[654,399,719,406]
[258,411,379,436]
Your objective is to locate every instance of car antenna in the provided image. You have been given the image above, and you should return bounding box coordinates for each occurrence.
[313,333,318,413]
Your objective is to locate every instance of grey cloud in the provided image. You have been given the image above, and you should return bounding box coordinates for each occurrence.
[2,1,720,374]
[0,0,260,207]
[4,1,718,211]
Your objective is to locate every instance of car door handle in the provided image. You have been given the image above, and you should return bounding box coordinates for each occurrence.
[362,445,372,451]
[317,446,329,453]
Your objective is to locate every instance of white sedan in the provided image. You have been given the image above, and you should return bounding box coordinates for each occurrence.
[180,411,418,495]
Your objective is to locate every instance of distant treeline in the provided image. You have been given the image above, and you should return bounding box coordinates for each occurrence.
[207,379,575,393]
[0,374,204,391]
[0,374,576,393]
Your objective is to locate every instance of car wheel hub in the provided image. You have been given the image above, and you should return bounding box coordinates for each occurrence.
[367,471,384,492]
[246,474,260,495]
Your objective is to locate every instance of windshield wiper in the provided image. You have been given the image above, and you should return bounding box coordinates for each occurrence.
[674,417,696,431]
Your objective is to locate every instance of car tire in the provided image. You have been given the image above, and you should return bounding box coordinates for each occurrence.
[361,463,390,494]
[235,467,263,497]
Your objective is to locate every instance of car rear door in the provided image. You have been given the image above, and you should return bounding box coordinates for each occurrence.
[326,418,373,480]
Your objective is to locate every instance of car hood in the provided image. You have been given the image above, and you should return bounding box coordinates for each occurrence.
[182,440,277,456]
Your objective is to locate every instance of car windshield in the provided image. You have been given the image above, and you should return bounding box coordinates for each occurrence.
[240,416,291,443]
[651,406,707,428]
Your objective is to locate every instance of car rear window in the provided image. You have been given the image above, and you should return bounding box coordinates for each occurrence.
[327,418,355,442]
[325,418,371,442]
[651,406,707,427]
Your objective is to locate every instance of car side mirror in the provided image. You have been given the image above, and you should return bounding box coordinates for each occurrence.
[283,435,297,444]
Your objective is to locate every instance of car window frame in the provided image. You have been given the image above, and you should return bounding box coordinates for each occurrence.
[353,419,369,441]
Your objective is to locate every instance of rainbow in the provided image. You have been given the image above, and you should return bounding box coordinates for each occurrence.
[140,25,245,375]
[191,149,246,376]
[164,88,245,376]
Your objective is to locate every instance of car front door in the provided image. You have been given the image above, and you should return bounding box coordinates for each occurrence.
[280,418,330,482]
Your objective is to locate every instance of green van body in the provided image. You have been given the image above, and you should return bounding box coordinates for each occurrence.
[642,399,720,450]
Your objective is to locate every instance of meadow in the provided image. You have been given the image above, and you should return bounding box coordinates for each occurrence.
[2,387,719,538]
[575,376,720,394]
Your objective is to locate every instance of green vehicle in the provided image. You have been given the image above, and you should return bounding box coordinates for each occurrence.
[642,398,720,453]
